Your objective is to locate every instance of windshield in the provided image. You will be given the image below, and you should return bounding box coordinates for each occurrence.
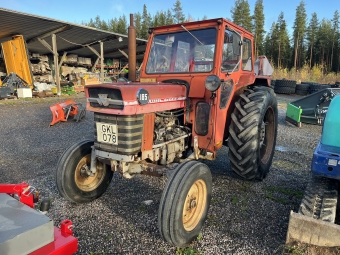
[146,28,217,74]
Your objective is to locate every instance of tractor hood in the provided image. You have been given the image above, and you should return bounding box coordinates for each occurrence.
[85,82,187,115]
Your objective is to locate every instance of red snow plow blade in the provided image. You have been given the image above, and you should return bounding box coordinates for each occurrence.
[50,100,85,126]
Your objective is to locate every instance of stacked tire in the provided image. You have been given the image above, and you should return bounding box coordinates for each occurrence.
[274,79,296,94]
[309,83,331,94]
[295,83,310,95]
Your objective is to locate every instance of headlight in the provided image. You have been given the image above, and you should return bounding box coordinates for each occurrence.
[205,75,221,92]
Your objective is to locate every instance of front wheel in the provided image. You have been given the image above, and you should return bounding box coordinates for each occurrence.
[158,161,212,247]
[56,140,113,203]
[228,87,278,180]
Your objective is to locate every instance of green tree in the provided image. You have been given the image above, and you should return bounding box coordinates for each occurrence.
[153,12,160,28]
[315,19,332,69]
[134,12,142,38]
[166,9,174,25]
[108,18,118,32]
[277,12,291,68]
[141,4,152,39]
[231,0,252,32]
[306,12,319,68]
[252,0,265,57]
[116,14,127,34]
[158,11,167,26]
[264,22,278,63]
[86,18,95,28]
[101,20,108,31]
[264,32,272,61]
[331,10,340,71]
[94,15,102,29]
[292,0,307,69]
[172,0,185,23]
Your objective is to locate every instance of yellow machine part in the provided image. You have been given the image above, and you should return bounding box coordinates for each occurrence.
[1,35,33,88]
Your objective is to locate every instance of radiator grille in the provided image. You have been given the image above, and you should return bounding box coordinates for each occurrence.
[88,87,123,109]
[94,113,143,154]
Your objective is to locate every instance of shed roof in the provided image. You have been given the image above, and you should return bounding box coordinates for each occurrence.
[0,7,147,61]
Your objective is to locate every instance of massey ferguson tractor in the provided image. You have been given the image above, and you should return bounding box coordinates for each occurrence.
[56,17,277,247]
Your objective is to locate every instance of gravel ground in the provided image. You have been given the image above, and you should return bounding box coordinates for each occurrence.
[0,93,338,255]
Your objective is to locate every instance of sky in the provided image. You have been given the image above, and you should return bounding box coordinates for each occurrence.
[1,0,339,35]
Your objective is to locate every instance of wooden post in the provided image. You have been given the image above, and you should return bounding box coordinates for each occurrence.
[100,41,104,83]
[52,34,61,95]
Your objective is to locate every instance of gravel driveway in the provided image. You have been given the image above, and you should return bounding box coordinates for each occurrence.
[0,93,337,254]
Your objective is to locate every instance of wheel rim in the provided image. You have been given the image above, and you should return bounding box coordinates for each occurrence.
[260,106,275,164]
[74,154,106,192]
[182,179,207,232]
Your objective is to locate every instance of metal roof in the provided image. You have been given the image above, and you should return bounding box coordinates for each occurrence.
[0,7,147,61]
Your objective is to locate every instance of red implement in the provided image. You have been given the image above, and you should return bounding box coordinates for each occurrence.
[29,220,78,255]
[0,182,37,208]
[50,100,84,126]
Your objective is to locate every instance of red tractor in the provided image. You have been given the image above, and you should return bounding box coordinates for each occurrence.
[56,18,277,247]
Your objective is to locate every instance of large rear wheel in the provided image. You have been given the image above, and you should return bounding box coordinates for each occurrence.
[228,87,278,180]
[158,161,212,247]
[56,140,113,203]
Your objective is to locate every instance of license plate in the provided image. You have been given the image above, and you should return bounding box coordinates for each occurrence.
[96,122,118,145]
[328,159,337,166]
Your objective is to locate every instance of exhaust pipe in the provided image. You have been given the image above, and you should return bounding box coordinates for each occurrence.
[128,14,136,82]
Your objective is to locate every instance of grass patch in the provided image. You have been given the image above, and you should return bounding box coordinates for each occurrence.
[231,196,239,204]
[176,247,201,255]
[263,186,304,198]
[264,186,303,205]
[138,205,146,211]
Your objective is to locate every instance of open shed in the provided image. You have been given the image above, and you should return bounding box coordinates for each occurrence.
[0,7,147,94]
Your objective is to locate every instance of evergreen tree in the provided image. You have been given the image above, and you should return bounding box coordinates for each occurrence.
[292,0,307,69]
[331,10,340,71]
[141,4,152,39]
[271,22,280,65]
[158,11,167,26]
[252,0,265,57]
[277,12,291,68]
[264,32,272,61]
[116,14,127,34]
[101,20,108,31]
[264,22,278,63]
[153,12,160,28]
[315,19,332,69]
[93,15,100,28]
[231,0,252,32]
[87,18,95,28]
[166,9,174,25]
[109,18,118,33]
[172,0,185,23]
[306,12,319,68]
[134,12,142,38]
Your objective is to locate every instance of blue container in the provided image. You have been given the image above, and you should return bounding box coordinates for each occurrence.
[321,95,340,147]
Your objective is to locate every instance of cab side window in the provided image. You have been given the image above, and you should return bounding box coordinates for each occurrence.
[242,38,252,71]
[221,29,241,72]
